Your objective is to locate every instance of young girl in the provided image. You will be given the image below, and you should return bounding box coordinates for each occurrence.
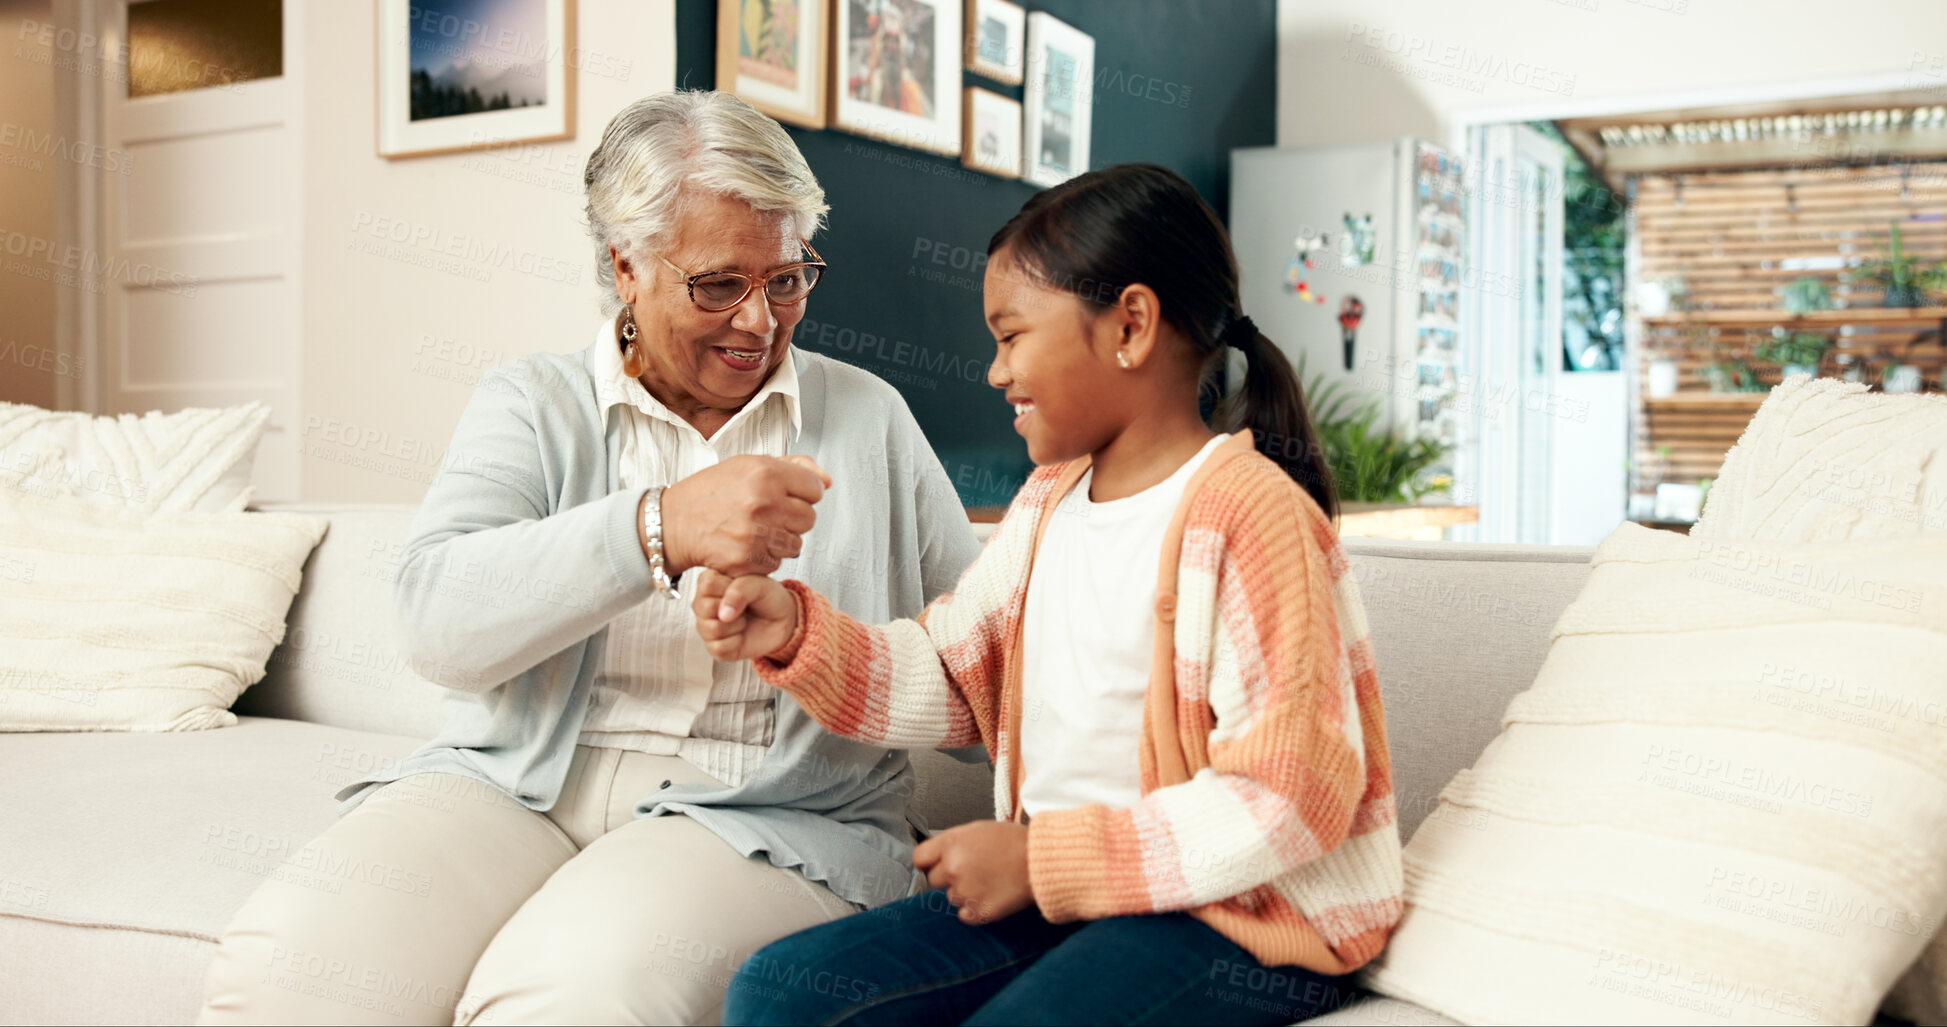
[695,164,1401,1026]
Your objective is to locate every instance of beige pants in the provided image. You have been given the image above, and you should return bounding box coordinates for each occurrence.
[197,746,857,1026]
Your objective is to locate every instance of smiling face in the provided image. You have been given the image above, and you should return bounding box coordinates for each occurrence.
[983,246,1131,466]
[613,191,807,432]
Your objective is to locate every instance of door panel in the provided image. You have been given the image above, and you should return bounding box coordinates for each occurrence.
[94,0,300,502]
[1466,124,1563,544]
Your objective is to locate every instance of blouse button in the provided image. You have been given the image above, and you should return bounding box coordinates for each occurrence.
[659,780,672,789]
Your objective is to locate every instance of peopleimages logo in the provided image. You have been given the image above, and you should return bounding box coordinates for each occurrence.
[1343,22,1577,96]
[346,211,580,285]
[0,122,133,174]
[0,227,196,295]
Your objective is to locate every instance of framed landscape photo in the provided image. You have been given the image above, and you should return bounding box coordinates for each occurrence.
[831,0,963,156]
[963,0,1022,85]
[1021,11,1092,187]
[716,0,828,129]
[376,0,575,159]
[961,87,1020,178]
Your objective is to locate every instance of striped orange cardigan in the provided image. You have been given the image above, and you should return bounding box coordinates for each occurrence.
[758,431,1403,972]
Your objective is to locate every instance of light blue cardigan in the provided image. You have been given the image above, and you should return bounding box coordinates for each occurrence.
[336,338,983,908]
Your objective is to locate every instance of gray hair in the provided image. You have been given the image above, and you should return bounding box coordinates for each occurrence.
[584,90,829,316]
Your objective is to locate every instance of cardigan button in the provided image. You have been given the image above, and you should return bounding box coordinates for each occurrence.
[659,780,672,789]
[1156,594,1177,621]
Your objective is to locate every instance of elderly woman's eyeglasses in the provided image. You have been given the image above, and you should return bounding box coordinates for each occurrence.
[657,243,826,312]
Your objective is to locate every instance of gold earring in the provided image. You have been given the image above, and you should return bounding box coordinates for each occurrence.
[620,308,644,377]
[1117,351,1131,369]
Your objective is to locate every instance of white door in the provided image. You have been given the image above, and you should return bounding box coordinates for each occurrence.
[86,0,301,501]
[1466,124,1564,544]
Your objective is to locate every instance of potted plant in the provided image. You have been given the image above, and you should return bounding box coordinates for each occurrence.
[1702,359,1758,392]
[1755,330,1831,379]
[1850,221,1947,308]
[1636,275,1689,317]
[1646,355,1680,398]
[1778,276,1834,315]
[1301,363,1454,504]
[1884,359,1923,394]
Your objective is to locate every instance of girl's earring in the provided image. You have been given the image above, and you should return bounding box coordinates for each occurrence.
[1116,351,1131,369]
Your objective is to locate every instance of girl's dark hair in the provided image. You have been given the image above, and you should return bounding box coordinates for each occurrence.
[987,163,1338,520]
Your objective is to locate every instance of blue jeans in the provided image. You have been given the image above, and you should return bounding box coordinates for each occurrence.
[722,890,1360,1026]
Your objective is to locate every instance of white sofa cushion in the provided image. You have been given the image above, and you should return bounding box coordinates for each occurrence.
[1340,538,1594,842]
[1693,376,1947,541]
[1362,523,1947,1025]
[234,505,449,740]
[0,717,424,1024]
[0,401,270,514]
[0,493,324,731]
[1688,378,1947,1023]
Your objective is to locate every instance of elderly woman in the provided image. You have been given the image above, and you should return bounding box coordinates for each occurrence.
[197,91,979,1025]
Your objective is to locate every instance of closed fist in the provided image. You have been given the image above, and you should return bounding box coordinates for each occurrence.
[660,455,831,578]
[692,568,801,663]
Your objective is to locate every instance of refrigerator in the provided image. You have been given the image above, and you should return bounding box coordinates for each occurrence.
[1230,139,1469,499]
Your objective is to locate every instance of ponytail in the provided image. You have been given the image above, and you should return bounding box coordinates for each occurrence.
[989,163,1341,520]
[1216,325,1338,521]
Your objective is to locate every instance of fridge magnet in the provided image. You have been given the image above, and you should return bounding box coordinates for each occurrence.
[1284,230,1329,304]
[1337,295,1365,370]
[1340,212,1376,267]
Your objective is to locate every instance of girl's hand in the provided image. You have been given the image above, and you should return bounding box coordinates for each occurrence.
[692,569,801,663]
[913,821,1034,925]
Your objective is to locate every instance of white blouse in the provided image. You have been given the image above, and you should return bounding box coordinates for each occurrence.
[576,319,801,788]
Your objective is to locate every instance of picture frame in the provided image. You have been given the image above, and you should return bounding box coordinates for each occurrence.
[376,0,575,159]
[830,0,963,156]
[962,0,1023,85]
[1021,11,1092,187]
[961,87,1021,178]
[716,0,828,129]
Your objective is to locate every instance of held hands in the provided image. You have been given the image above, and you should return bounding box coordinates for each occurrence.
[914,821,1035,925]
[693,569,802,663]
[660,455,831,578]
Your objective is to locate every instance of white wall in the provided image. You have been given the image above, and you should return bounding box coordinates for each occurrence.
[0,0,59,409]
[297,1,673,501]
[1279,0,1947,146]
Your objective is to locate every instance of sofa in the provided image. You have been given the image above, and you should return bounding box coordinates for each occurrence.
[0,502,1598,1025]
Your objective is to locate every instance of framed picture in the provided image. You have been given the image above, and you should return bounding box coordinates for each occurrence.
[961,87,1021,178]
[963,0,1022,85]
[1021,12,1092,187]
[831,0,963,156]
[716,0,828,129]
[376,0,575,159]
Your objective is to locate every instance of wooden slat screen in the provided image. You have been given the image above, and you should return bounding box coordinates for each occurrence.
[1629,162,1947,493]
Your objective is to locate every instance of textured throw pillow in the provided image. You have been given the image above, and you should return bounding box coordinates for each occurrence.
[0,491,326,731]
[1692,376,1947,541]
[1361,522,1947,1025]
[1688,378,1947,1022]
[0,400,271,514]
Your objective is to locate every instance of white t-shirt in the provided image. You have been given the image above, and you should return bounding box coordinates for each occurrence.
[1017,434,1228,818]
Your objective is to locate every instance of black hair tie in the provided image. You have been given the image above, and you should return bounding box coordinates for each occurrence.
[1224,314,1257,349]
